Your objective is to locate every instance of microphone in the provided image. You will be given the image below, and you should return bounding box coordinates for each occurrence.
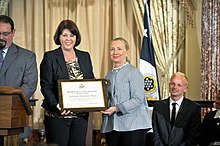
[0,39,6,49]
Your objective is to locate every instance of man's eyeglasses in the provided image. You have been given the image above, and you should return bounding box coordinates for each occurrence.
[0,31,13,37]
[169,82,186,88]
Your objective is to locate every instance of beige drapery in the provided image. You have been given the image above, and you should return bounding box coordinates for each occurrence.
[126,0,187,99]
[8,0,142,129]
[0,0,9,14]
[201,0,220,100]
[3,0,188,129]
[150,0,186,99]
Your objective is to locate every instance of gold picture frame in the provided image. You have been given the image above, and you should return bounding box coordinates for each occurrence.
[58,79,108,112]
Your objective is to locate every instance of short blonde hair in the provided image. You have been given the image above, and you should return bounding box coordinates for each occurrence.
[111,37,130,62]
[170,72,188,86]
[112,37,129,51]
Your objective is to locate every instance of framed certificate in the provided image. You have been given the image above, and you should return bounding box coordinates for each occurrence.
[58,79,108,112]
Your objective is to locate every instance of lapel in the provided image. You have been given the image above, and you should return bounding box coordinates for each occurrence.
[175,97,188,123]
[54,48,68,78]
[164,98,173,133]
[75,49,83,69]
[109,72,115,99]
[105,68,117,102]
[169,97,188,139]
[75,49,87,77]
[0,44,17,75]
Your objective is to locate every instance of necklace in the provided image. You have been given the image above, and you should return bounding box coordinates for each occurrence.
[112,62,128,71]
[63,52,76,63]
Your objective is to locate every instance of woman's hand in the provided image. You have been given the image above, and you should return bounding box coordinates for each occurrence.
[101,106,117,116]
[56,103,73,116]
[61,110,72,116]
[56,103,61,110]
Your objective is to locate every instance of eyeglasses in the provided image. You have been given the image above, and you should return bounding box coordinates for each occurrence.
[169,82,186,88]
[0,31,13,37]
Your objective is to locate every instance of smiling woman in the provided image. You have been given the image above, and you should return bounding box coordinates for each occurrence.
[2,0,207,145]
[101,37,152,146]
[40,19,95,146]
[110,37,129,68]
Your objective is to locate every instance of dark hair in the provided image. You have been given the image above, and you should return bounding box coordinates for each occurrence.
[0,15,14,31]
[53,20,81,46]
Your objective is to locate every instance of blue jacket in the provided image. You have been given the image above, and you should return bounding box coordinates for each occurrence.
[101,63,152,133]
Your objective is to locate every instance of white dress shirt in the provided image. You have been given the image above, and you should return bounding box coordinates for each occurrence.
[170,96,184,119]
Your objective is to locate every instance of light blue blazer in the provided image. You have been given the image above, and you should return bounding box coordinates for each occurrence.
[101,63,152,133]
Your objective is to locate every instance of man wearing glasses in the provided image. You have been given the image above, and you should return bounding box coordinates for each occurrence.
[0,15,38,145]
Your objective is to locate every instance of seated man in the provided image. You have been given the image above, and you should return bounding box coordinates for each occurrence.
[199,91,220,146]
[152,72,201,146]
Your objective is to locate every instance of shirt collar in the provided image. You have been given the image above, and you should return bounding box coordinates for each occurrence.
[214,110,220,119]
[170,96,184,107]
[112,62,129,71]
[1,47,8,58]
[2,47,8,52]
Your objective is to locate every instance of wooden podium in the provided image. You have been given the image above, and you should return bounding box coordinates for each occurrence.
[0,86,32,145]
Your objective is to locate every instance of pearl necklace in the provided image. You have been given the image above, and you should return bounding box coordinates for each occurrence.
[112,62,128,71]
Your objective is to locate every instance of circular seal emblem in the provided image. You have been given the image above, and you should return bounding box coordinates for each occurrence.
[143,74,157,94]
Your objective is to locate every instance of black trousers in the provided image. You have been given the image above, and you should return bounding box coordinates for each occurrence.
[0,136,3,146]
[44,115,88,146]
[105,129,148,146]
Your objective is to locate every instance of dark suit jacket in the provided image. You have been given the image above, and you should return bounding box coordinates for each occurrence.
[40,47,94,112]
[0,43,38,98]
[199,110,220,146]
[152,97,201,146]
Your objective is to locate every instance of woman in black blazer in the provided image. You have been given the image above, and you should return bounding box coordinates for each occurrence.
[40,20,94,146]
[199,92,220,146]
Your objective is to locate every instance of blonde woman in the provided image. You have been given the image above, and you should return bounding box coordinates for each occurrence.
[101,37,152,146]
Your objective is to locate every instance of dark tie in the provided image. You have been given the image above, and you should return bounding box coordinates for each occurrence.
[171,102,177,127]
[0,49,4,70]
